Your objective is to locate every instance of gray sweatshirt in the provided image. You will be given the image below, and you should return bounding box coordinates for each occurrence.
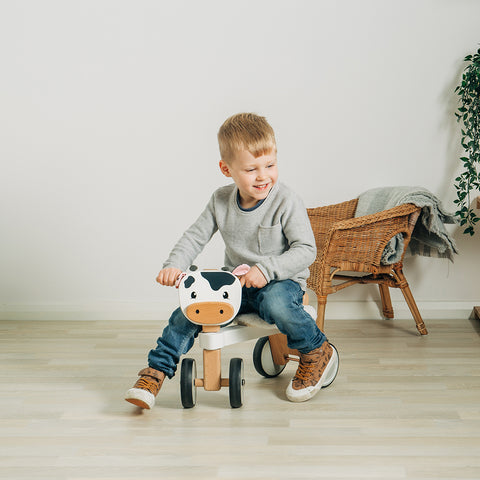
[163,182,316,290]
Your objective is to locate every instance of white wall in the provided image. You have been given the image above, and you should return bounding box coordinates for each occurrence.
[1,0,479,320]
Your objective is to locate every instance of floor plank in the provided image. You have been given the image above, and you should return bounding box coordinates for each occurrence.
[1,316,479,479]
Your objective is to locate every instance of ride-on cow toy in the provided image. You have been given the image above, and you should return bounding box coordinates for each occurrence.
[177,266,339,408]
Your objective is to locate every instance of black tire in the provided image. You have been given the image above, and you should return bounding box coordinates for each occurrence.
[253,336,287,378]
[322,343,339,389]
[229,358,245,408]
[180,358,197,408]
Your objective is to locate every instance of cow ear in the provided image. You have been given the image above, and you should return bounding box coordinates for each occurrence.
[189,265,198,271]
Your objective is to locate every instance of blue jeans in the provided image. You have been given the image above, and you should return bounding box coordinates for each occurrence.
[148,280,327,378]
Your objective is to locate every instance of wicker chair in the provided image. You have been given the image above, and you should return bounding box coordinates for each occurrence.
[306,199,428,335]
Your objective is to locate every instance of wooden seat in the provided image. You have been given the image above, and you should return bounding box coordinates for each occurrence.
[306,199,428,335]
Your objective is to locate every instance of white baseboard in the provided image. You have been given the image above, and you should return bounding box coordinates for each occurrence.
[323,300,475,321]
[0,301,476,321]
[0,301,174,321]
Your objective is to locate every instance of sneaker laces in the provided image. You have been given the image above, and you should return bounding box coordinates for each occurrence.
[293,362,315,382]
[135,376,160,395]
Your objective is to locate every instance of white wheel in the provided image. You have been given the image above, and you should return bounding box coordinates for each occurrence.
[321,344,339,388]
[253,337,286,378]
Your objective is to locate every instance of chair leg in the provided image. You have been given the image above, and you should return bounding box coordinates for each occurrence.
[316,296,327,332]
[395,269,428,335]
[379,284,394,319]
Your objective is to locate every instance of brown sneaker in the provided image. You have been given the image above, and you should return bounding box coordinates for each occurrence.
[286,342,337,402]
[125,367,166,409]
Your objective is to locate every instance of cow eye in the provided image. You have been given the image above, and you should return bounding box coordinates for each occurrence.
[223,291,229,299]
[190,292,197,299]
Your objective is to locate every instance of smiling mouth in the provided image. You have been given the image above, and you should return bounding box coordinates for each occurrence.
[254,183,270,191]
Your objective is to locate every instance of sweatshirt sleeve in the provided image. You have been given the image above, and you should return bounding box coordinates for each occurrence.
[162,194,218,271]
[255,193,316,283]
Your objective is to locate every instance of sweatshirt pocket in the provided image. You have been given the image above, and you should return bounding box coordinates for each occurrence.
[258,223,287,255]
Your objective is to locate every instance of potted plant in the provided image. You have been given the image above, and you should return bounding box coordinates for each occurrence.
[454,46,480,236]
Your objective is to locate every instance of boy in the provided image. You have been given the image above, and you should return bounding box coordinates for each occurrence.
[125,113,335,408]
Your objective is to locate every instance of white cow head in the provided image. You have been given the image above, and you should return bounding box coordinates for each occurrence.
[178,267,242,326]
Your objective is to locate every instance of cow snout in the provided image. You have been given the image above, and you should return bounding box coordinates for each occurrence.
[185,302,235,325]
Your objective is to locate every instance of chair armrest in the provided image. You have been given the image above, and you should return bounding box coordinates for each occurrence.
[330,203,419,233]
[309,203,420,282]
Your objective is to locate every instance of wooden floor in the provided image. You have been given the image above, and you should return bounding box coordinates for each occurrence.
[1,316,479,480]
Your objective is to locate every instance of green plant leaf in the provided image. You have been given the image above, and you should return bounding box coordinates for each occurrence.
[454,47,480,236]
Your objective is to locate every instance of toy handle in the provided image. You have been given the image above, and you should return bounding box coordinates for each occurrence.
[175,272,187,289]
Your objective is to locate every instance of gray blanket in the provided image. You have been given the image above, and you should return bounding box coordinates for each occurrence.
[355,186,458,264]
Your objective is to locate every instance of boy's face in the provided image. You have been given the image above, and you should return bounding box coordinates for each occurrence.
[219,150,278,210]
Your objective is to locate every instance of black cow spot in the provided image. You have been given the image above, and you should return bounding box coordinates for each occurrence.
[201,272,235,291]
[184,276,195,288]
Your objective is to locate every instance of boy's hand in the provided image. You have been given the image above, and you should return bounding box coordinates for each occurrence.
[239,265,268,289]
[156,267,183,287]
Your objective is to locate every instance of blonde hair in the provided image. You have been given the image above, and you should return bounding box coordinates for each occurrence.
[217,113,276,163]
